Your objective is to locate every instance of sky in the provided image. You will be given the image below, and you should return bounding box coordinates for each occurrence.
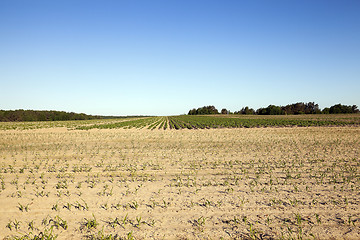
[0,0,359,116]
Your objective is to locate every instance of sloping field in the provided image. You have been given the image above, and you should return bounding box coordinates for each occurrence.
[0,117,359,239]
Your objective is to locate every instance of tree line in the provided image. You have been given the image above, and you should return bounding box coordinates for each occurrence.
[0,109,102,122]
[188,103,359,115]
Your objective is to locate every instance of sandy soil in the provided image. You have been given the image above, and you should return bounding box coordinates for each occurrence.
[0,127,359,239]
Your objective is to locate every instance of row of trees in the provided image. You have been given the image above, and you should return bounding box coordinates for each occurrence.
[188,106,219,115]
[0,110,102,122]
[188,103,359,115]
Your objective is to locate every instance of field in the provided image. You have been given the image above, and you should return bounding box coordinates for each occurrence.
[0,115,359,239]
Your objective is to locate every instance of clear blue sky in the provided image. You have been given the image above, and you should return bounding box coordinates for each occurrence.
[1,0,359,116]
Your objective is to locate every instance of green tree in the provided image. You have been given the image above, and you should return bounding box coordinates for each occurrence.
[221,108,229,114]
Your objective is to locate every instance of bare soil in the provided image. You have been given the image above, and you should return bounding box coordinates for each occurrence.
[0,127,359,239]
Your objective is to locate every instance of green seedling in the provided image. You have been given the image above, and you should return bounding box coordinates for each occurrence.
[18,202,31,212]
[315,213,321,224]
[127,231,134,240]
[83,214,98,230]
[51,215,68,230]
[109,217,120,228]
[122,214,129,225]
[130,201,139,210]
[6,221,13,231]
[13,219,21,230]
[136,216,142,227]
[28,220,35,231]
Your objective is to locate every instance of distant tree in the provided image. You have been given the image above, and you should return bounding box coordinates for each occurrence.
[234,107,255,115]
[257,105,284,115]
[322,107,330,114]
[283,102,305,114]
[206,105,219,114]
[243,106,255,115]
[188,109,197,115]
[352,105,359,113]
[221,108,229,114]
[256,107,266,115]
[282,102,321,115]
[188,106,219,115]
[187,103,358,116]
[305,102,321,114]
[329,104,359,114]
[0,110,102,122]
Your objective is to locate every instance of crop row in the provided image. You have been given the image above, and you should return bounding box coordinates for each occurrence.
[166,115,358,129]
[76,115,358,130]
[1,114,358,131]
[77,117,169,130]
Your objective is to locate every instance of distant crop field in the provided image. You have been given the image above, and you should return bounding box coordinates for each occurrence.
[74,114,360,130]
[0,116,359,239]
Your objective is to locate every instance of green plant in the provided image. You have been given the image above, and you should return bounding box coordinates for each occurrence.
[122,214,129,225]
[51,215,68,230]
[91,227,120,240]
[52,202,59,211]
[18,202,31,212]
[64,202,72,211]
[6,220,13,231]
[13,219,21,230]
[130,200,139,210]
[83,214,98,230]
[248,223,258,240]
[109,217,120,228]
[136,216,143,227]
[315,213,321,224]
[28,220,35,231]
[348,215,355,226]
[295,213,303,226]
[13,226,58,240]
[126,231,134,240]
